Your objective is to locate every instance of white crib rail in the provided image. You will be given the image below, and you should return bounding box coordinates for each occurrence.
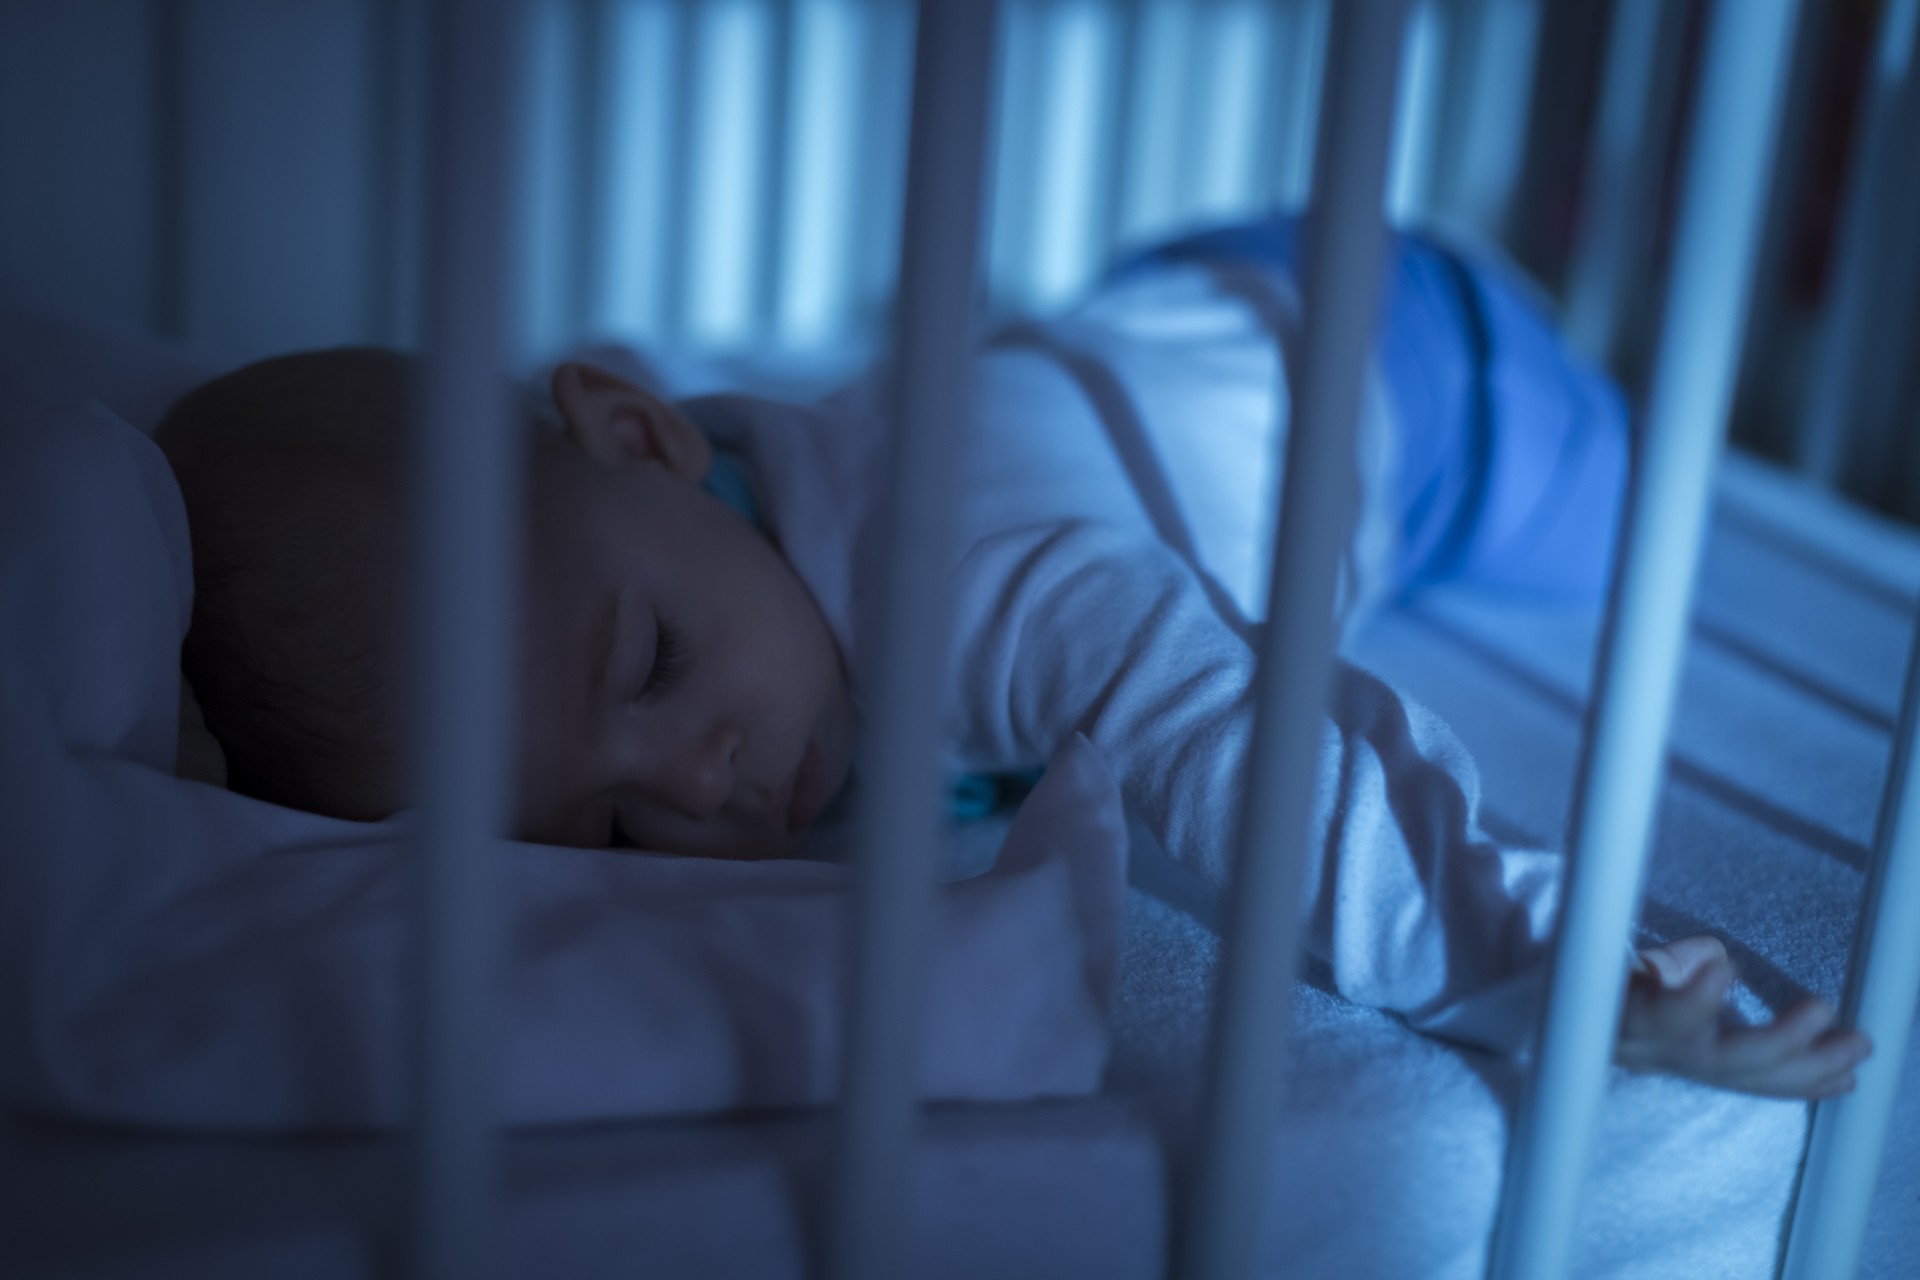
[408,1,527,1277]
[1179,4,1409,1277]
[1560,0,1689,369]
[824,4,999,1279]
[1783,611,1920,1276]
[1795,0,1920,491]
[1487,1,1804,1276]
[1428,0,1541,238]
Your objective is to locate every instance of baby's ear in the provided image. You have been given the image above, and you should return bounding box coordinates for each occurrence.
[550,360,711,481]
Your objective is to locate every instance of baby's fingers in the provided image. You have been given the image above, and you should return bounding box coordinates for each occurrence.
[1714,997,1837,1074]
[1729,1035,1870,1099]
[1715,1006,1874,1098]
[1616,954,1738,1074]
[1638,937,1730,988]
[1622,951,1733,1043]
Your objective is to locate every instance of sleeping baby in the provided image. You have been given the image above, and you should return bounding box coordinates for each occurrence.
[157,217,1870,1100]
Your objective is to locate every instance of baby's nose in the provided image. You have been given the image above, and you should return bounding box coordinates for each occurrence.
[661,723,741,819]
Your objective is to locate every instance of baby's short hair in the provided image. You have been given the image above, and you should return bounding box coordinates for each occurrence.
[159,348,413,820]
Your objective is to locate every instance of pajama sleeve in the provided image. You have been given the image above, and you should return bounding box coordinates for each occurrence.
[946,517,1562,1056]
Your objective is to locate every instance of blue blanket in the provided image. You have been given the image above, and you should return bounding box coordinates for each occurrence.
[1135,215,1630,602]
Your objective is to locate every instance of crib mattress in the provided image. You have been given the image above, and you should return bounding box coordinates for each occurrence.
[8,450,1916,1278]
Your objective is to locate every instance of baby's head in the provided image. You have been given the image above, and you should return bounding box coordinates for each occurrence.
[160,348,857,858]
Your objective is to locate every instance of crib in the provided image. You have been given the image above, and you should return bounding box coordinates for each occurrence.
[2,0,1917,1277]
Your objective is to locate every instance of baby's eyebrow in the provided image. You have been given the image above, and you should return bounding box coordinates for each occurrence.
[588,589,619,702]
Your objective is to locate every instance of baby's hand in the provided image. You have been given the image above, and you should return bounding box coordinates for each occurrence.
[1615,936,1872,1099]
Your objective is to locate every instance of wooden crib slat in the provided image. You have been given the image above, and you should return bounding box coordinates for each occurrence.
[1180,3,1409,1278]
[1257,0,1331,212]
[409,1,528,1278]
[1560,0,1689,371]
[1385,0,1443,227]
[1794,0,1920,491]
[824,3,999,1279]
[1428,0,1543,241]
[1487,1,1804,1276]
[1785,602,1920,1276]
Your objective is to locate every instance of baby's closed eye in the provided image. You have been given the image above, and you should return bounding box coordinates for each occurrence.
[637,613,687,702]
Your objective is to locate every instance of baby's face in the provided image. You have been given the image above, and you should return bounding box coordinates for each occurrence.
[512,367,857,857]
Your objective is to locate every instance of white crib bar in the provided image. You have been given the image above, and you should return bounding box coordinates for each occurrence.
[409,2,526,1278]
[1782,616,1920,1278]
[1429,0,1540,240]
[825,4,998,1279]
[1794,0,1920,488]
[1179,3,1408,1278]
[1561,0,1688,369]
[1487,2,1802,1277]
[1386,0,1443,227]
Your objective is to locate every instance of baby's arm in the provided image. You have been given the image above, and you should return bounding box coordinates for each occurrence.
[950,520,1867,1095]
[1619,937,1871,1098]
[949,519,1559,1053]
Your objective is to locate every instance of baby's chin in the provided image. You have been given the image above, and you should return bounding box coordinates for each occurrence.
[697,772,857,863]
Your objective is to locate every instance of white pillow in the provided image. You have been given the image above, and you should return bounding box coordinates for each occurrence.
[0,305,238,781]
[0,397,1126,1129]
